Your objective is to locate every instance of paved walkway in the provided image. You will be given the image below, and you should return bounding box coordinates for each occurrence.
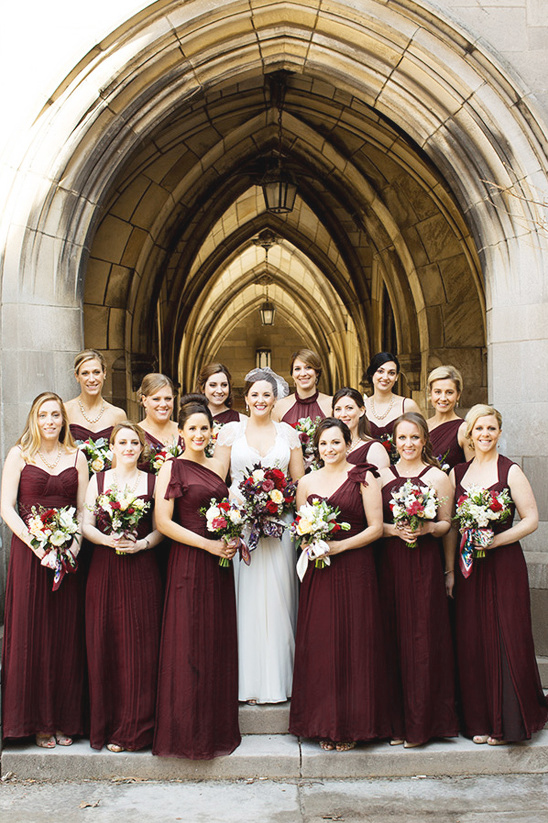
[1,774,547,823]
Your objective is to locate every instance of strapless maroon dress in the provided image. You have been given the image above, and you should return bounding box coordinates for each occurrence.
[378,465,458,744]
[153,459,240,759]
[289,465,391,743]
[2,464,86,740]
[454,455,547,740]
[86,472,162,750]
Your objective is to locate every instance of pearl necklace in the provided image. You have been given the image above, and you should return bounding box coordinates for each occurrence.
[38,446,62,470]
[78,397,105,424]
[370,394,395,421]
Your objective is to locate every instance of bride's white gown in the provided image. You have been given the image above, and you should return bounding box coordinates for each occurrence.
[218,420,300,703]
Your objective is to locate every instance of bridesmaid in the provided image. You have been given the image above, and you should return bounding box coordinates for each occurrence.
[427,365,473,470]
[83,422,163,752]
[153,396,240,759]
[290,418,390,751]
[273,348,332,424]
[1,392,89,747]
[450,404,547,745]
[332,387,389,470]
[137,373,181,462]
[378,412,458,747]
[66,349,126,453]
[364,353,420,442]
[195,362,244,423]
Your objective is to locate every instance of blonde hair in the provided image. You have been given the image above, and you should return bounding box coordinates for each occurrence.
[427,365,464,395]
[139,373,175,403]
[17,392,76,463]
[74,349,106,374]
[464,404,502,445]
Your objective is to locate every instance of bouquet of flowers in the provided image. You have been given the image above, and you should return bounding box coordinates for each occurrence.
[200,497,249,566]
[27,505,79,590]
[454,485,512,577]
[292,416,322,470]
[379,433,397,464]
[77,437,113,475]
[94,484,150,555]
[436,449,451,474]
[389,479,441,548]
[238,464,296,552]
[205,420,224,458]
[291,498,351,580]
[148,442,184,474]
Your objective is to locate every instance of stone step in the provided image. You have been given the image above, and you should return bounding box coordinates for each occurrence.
[538,656,548,689]
[3,731,548,781]
[239,701,289,734]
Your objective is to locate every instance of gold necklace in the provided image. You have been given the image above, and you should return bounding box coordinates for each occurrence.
[113,471,140,495]
[38,446,62,470]
[370,394,395,421]
[78,397,105,424]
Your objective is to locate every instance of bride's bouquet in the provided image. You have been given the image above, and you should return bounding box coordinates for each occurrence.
[200,496,250,566]
[389,479,441,548]
[27,505,79,590]
[291,416,322,470]
[148,442,184,474]
[238,464,296,552]
[291,498,351,581]
[77,436,113,475]
[94,484,150,555]
[454,485,512,577]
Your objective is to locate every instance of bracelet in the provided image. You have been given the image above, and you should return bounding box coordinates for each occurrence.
[143,538,150,550]
[444,569,454,576]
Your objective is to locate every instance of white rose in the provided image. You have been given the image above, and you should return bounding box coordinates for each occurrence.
[49,530,68,547]
[252,469,265,482]
[270,489,283,504]
[91,457,104,473]
[228,508,242,525]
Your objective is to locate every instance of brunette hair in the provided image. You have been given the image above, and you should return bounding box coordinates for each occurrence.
[366,352,400,384]
[244,370,279,398]
[290,348,322,383]
[332,387,370,440]
[392,412,439,468]
[178,393,213,429]
[427,365,464,395]
[17,392,76,463]
[313,417,351,467]
[139,373,175,403]
[195,363,233,407]
[74,349,106,374]
[464,404,502,446]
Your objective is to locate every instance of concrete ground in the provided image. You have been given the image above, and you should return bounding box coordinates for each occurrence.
[0,774,547,823]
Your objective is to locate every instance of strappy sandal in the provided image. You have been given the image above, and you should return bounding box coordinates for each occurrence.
[487,737,508,746]
[335,741,357,752]
[55,732,73,746]
[319,739,335,751]
[36,734,56,748]
[107,742,125,753]
[473,735,489,744]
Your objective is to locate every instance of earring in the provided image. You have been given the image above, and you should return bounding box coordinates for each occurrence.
[245,403,249,413]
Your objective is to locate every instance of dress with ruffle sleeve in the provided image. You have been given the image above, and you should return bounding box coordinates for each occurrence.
[153,459,240,759]
[289,465,391,743]
[217,420,301,703]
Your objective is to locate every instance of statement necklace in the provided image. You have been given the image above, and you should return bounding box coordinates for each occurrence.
[38,446,62,471]
[78,397,105,424]
[370,394,395,421]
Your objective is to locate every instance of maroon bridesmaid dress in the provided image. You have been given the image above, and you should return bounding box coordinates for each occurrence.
[429,419,465,470]
[86,472,163,750]
[69,423,113,445]
[378,465,458,744]
[2,462,86,740]
[281,390,326,425]
[454,455,547,741]
[213,409,240,424]
[289,465,391,743]
[153,459,240,759]
[347,439,379,466]
[366,397,407,440]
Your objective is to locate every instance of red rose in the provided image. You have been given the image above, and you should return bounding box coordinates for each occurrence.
[127,507,135,515]
[111,501,121,510]
[331,523,341,532]
[218,500,230,512]
[489,497,503,512]
[457,494,467,506]
[266,500,279,514]
[382,439,392,453]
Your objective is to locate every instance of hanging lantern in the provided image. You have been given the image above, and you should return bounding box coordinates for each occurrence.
[259,301,276,326]
[261,167,298,214]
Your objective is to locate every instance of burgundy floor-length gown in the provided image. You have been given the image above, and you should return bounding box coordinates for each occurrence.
[366,397,407,440]
[2,462,86,740]
[153,459,240,759]
[281,390,326,425]
[69,423,114,446]
[86,472,162,751]
[454,455,547,741]
[213,409,241,424]
[429,419,465,470]
[378,465,458,744]
[290,465,391,743]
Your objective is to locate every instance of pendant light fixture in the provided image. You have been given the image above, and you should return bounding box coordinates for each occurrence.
[261,72,297,214]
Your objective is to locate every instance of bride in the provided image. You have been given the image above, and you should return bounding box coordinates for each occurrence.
[216,368,304,704]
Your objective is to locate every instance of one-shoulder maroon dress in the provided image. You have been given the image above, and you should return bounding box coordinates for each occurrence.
[454,455,547,741]
[86,472,163,750]
[289,465,391,743]
[281,390,326,426]
[213,409,241,424]
[347,440,378,466]
[153,459,240,759]
[2,464,86,740]
[378,465,458,744]
[429,419,465,470]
